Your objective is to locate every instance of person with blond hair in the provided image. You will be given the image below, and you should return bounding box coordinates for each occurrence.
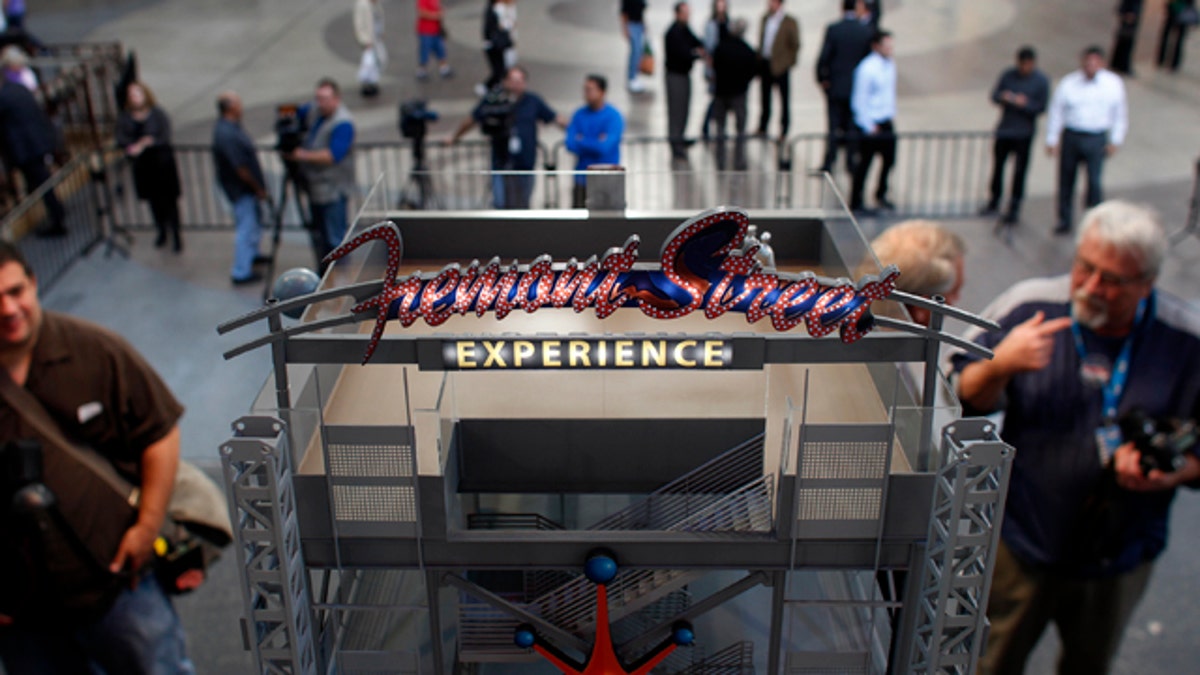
[869,220,965,326]
[115,81,183,252]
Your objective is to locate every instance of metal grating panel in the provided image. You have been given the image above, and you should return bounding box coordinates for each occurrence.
[327,442,414,478]
[796,488,881,521]
[332,485,417,522]
[799,441,888,480]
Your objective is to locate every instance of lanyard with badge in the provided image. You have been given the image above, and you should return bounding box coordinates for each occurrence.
[1073,292,1153,465]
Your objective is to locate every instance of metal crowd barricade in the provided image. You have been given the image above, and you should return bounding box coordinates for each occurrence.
[0,153,113,291]
[103,131,1055,230]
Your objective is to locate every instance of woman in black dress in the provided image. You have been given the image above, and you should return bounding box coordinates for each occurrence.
[115,81,183,252]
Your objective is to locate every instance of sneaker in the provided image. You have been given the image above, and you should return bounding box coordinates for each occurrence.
[439,65,454,79]
[232,271,264,286]
[416,68,429,81]
[627,79,646,93]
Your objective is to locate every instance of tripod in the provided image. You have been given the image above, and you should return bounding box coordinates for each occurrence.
[86,151,134,259]
[397,132,441,210]
[259,160,323,301]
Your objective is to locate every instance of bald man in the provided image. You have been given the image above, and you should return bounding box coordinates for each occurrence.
[212,91,269,285]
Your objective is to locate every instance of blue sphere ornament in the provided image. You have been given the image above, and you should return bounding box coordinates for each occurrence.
[271,267,321,319]
[672,622,695,646]
[514,625,537,649]
[584,552,618,584]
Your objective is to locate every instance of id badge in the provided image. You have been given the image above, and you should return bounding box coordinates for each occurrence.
[1095,424,1123,464]
[509,134,522,156]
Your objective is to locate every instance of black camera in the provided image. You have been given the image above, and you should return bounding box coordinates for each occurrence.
[475,87,514,138]
[1,439,55,520]
[399,99,439,140]
[274,103,309,153]
[1118,408,1198,476]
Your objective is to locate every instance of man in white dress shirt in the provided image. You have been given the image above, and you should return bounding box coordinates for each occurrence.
[849,30,896,215]
[1045,45,1128,235]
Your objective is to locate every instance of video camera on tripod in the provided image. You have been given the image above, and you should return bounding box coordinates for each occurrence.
[274,103,309,153]
[397,100,441,209]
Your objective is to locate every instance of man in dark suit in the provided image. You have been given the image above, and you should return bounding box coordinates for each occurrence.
[0,79,66,238]
[816,0,873,173]
[756,0,801,140]
[712,17,758,170]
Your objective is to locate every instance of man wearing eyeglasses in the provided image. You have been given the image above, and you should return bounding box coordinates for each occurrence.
[952,200,1200,675]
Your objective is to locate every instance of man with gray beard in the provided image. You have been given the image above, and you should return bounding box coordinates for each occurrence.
[952,200,1200,675]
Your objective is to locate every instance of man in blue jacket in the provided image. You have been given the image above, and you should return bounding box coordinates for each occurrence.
[565,74,624,208]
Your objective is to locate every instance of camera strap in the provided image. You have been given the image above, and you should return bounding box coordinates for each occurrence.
[0,369,140,569]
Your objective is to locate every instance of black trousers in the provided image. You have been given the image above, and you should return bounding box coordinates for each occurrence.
[757,62,791,137]
[1057,129,1107,229]
[822,95,858,173]
[1158,17,1190,71]
[485,47,506,88]
[850,120,895,210]
[19,159,66,228]
[988,135,1033,211]
[1111,15,1140,73]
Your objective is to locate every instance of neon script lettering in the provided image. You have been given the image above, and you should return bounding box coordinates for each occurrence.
[325,208,900,363]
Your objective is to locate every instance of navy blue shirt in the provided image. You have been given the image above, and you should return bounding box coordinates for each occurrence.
[473,92,556,170]
[990,67,1050,138]
[953,276,1200,577]
[212,117,265,201]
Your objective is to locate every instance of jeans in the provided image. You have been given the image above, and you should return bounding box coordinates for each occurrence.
[418,34,446,66]
[0,573,195,675]
[310,195,348,260]
[626,22,645,83]
[231,193,263,279]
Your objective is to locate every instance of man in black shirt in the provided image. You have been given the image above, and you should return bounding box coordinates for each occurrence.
[815,0,872,173]
[664,2,705,161]
[711,17,757,170]
[983,46,1049,225]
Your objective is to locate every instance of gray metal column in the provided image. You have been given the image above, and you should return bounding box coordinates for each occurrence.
[905,419,1013,675]
[221,416,319,675]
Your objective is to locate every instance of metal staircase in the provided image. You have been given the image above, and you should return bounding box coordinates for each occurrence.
[457,433,774,664]
[674,641,755,674]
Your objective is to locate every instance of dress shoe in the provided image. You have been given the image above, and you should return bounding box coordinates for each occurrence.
[154,231,167,248]
[231,271,264,286]
[252,254,273,266]
[1053,222,1072,236]
[979,202,999,216]
[1001,211,1019,225]
[876,197,896,211]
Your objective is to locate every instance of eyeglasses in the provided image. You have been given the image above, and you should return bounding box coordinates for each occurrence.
[1072,257,1145,289]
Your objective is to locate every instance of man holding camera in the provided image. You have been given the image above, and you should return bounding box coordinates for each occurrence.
[287,78,356,259]
[952,200,1200,675]
[0,241,192,672]
[448,66,565,209]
